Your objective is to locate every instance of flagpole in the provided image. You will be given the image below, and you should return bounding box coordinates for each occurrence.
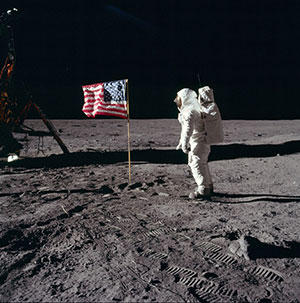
[126,79,131,184]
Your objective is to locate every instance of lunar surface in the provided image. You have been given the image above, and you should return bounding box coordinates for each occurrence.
[1,119,300,302]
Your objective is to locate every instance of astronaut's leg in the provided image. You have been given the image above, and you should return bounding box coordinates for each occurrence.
[188,144,212,199]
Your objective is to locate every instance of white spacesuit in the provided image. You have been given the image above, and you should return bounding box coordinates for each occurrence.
[174,88,213,199]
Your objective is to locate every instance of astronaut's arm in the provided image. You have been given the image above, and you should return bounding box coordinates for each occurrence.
[179,111,194,153]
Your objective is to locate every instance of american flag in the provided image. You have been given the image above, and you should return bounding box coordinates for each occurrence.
[82,79,127,119]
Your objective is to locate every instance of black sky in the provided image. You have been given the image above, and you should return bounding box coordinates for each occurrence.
[1,0,300,119]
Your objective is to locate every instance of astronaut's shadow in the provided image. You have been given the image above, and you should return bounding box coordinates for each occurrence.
[212,192,300,204]
[209,139,300,161]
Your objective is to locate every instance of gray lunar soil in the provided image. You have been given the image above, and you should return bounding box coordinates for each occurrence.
[1,119,300,302]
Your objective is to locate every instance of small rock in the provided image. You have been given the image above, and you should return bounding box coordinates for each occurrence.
[229,235,250,260]
[158,192,169,197]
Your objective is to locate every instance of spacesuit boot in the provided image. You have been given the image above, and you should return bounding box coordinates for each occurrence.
[188,184,212,200]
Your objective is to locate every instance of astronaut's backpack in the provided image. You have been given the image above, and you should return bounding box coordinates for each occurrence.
[198,86,224,144]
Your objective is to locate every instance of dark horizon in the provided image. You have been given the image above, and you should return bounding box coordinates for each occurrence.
[1,0,299,120]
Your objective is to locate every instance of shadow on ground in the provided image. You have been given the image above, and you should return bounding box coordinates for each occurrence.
[1,140,300,169]
[244,236,300,259]
[213,193,300,204]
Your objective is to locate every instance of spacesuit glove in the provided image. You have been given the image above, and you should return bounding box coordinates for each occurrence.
[182,144,190,154]
[176,142,182,150]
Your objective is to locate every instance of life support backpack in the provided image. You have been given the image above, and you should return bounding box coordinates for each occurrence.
[198,86,224,144]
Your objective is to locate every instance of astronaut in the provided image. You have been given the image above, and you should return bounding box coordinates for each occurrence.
[174,88,213,199]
